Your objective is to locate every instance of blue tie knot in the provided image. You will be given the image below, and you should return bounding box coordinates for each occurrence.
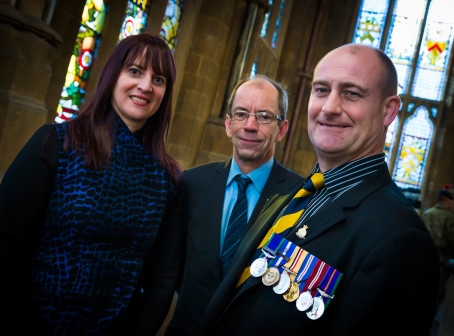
[235,175,252,193]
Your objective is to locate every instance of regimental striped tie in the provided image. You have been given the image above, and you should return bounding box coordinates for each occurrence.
[221,175,252,276]
[237,172,325,286]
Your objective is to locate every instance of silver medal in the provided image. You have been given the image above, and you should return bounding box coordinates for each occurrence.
[296,290,313,311]
[306,296,325,320]
[250,257,268,277]
[273,271,291,294]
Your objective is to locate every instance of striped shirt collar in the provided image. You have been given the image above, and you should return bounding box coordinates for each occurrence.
[323,153,385,200]
[300,154,386,222]
[311,153,385,198]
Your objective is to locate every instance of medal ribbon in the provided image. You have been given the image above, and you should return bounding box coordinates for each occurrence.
[301,260,328,294]
[239,233,343,315]
[278,243,300,275]
[261,233,285,267]
[269,240,297,270]
[285,247,307,282]
[314,266,342,307]
[295,253,319,291]
[238,173,325,286]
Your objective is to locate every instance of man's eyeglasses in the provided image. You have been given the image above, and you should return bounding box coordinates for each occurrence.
[229,111,283,124]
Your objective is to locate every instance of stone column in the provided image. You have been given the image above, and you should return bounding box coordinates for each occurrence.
[0,1,61,180]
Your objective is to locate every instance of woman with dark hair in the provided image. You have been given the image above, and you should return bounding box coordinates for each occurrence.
[0,33,184,335]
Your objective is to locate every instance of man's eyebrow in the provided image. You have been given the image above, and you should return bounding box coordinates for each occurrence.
[335,81,368,95]
[311,80,369,96]
[311,79,326,86]
[342,82,368,94]
[233,106,273,113]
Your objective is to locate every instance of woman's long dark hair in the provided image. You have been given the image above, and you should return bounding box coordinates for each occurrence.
[64,32,182,183]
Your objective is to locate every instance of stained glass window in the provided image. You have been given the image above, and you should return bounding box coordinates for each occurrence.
[251,62,257,77]
[55,0,107,123]
[55,0,184,123]
[119,0,150,41]
[353,0,454,193]
[160,0,184,50]
[394,107,433,188]
[352,0,388,48]
[259,0,285,49]
[253,0,287,73]
[384,0,427,95]
[412,0,454,100]
[271,0,285,49]
[260,0,273,38]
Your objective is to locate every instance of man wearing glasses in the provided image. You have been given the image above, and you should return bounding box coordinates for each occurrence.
[164,75,304,335]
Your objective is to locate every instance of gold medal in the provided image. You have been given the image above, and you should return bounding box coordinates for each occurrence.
[283,282,300,302]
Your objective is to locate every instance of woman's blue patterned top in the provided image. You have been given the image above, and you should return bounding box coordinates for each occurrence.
[29,117,174,334]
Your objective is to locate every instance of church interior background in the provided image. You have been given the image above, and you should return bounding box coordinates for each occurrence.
[1,0,454,213]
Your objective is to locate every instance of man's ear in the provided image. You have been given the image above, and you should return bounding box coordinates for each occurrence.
[384,95,401,127]
[275,119,289,143]
[225,114,233,138]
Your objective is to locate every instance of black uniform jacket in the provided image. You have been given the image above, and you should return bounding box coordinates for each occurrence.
[198,163,440,336]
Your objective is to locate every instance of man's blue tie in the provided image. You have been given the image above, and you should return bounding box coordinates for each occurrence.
[221,175,252,275]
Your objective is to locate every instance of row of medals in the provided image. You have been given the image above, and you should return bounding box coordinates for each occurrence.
[249,248,325,320]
